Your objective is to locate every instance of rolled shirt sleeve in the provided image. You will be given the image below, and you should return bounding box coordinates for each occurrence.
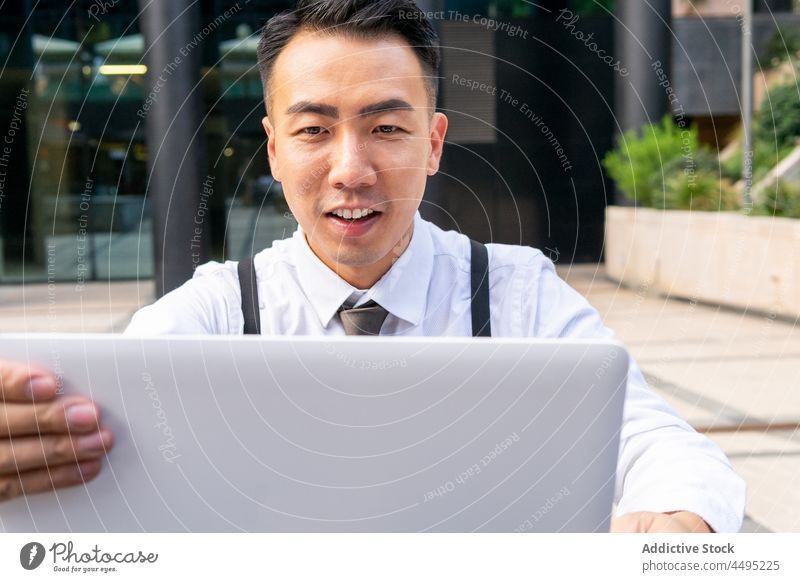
[530,254,746,533]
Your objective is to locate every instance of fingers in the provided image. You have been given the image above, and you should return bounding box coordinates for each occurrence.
[611,511,711,533]
[0,396,101,438]
[609,515,631,533]
[0,360,59,403]
[0,460,102,503]
[609,512,650,533]
[664,511,713,533]
[0,429,114,474]
[0,361,112,505]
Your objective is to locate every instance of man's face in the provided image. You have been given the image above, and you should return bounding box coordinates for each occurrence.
[262,30,448,286]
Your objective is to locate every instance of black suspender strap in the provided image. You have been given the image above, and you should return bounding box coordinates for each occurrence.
[238,257,261,335]
[238,239,491,337]
[470,239,492,337]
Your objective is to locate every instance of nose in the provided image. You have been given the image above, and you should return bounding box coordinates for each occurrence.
[327,131,377,191]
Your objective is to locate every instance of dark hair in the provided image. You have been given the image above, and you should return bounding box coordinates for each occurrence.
[257,0,440,114]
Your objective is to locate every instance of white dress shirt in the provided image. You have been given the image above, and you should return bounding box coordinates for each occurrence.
[125,211,746,532]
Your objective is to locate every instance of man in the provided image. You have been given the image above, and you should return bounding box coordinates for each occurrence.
[0,0,745,532]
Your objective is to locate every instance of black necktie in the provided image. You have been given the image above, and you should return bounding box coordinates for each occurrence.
[338,300,389,336]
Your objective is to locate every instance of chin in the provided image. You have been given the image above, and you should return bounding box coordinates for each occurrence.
[328,247,385,267]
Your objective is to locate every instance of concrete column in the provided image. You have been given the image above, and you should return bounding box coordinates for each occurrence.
[139,0,207,297]
[614,0,672,133]
[613,0,672,204]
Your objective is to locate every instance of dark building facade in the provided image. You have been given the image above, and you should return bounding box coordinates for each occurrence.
[0,0,797,292]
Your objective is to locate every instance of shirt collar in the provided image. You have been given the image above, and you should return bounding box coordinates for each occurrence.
[293,211,434,328]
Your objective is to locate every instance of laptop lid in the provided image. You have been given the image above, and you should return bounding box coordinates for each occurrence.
[0,335,628,532]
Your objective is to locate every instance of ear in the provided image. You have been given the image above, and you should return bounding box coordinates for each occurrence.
[262,115,281,181]
[426,112,448,176]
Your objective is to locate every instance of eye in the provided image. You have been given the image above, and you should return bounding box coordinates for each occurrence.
[299,126,325,136]
[375,125,400,134]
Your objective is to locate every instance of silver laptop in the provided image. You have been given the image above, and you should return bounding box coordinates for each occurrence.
[0,334,628,533]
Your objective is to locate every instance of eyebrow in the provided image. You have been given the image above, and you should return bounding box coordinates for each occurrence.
[285,98,414,118]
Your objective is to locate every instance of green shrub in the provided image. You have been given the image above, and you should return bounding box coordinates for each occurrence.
[663,169,740,211]
[657,150,740,211]
[720,146,742,182]
[722,79,800,184]
[721,139,793,184]
[759,27,800,69]
[603,116,700,207]
[754,81,800,153]
[755,179,800,218]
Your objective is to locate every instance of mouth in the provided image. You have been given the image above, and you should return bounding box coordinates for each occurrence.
[324,206,383,236]
[326,207,378,220]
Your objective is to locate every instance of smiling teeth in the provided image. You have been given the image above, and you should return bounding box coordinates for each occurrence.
[333,208,374,219]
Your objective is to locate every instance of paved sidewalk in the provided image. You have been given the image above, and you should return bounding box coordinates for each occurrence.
[2,265,798,532]
[559,264,800,533]
[0,280,154,334]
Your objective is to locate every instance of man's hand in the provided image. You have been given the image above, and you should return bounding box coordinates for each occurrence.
[0,360,114,503]
[611,511,713,533]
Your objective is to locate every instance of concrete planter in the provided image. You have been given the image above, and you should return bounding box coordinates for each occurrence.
[605,206,800,319]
